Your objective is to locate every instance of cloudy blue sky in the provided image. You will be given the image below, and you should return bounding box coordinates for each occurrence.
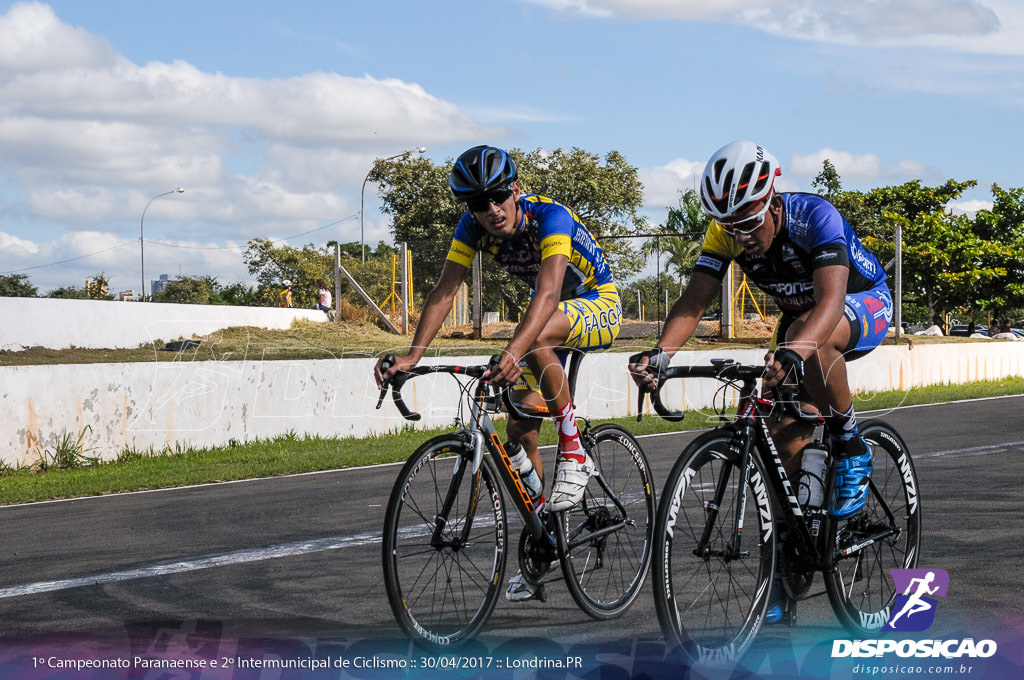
[2,0,1022,294]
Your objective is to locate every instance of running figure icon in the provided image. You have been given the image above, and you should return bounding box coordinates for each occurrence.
[888,572,939,626]
[884,568,949,632]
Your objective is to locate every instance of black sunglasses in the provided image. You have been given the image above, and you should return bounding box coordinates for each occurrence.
[466,186,514,213]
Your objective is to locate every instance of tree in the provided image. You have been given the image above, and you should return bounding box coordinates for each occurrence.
[807,160,1013,322]
[0,273,38,297]
[894,210,1013,320]
[370,147,650,279]
[46,285,90,299]
[243,238,399,310]
[970,184,1024,317]
[243,239,337,307]
[152,275,218,305]
[645,188,710,287]
[217,281,259,306]
[84,274,113,300]
[811,159,843,201]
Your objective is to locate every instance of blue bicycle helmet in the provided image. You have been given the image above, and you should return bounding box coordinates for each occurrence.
[449,145,518,201]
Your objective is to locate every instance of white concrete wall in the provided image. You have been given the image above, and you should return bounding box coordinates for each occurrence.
[0,297,326,350]
[2,343,1023,467]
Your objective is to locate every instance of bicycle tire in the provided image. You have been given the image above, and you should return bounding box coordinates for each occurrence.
[381,434,507,647]
[824,420,922,635]
[557,424,655,619]
[653,429,776,665]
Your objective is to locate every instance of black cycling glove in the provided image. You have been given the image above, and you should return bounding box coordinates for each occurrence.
[631,348,671,389]
[772,347,805,386]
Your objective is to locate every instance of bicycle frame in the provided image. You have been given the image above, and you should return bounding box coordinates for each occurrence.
[648,359,900,574]
[380,359,635,558]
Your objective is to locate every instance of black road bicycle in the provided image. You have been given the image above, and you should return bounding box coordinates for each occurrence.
[644,358,921,665]
[378,352,655,647]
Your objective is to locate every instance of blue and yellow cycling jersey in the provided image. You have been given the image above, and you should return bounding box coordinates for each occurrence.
[446,194,615,301]
[693,192,888,314]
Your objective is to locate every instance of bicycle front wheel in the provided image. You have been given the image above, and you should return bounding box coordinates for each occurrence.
[824,420,922,635]
[558,424,655,619]
[653,429,776,665]
[381,434,508,647]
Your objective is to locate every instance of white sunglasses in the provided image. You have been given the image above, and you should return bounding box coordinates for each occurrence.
[718,198,773,236]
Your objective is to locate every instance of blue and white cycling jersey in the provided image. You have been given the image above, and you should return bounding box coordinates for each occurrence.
[693,192,888,314]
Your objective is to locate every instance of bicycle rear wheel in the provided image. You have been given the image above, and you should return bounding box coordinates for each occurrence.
[824,420,922,635]
[558,424,655,619]
[653,430,776,665]
[381,434,507,647]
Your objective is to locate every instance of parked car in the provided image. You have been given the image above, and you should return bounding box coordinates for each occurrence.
[949,324,987,338]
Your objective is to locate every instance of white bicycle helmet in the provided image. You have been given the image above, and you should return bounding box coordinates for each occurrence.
[700,140,782,220]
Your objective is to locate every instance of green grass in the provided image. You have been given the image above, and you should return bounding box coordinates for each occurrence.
[2,376,1022,506]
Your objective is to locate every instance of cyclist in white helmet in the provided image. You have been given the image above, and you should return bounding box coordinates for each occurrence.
[630,140,891,622]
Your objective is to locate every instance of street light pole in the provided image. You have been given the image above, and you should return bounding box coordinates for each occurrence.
[140,187,184,300]
[360,147,426,262]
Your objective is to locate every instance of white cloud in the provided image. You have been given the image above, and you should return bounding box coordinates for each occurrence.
[639,158,704,211]
[521,0,1024,54]
[0,1,117,71]
[0,2,502,289]
[789,148,930,185]
[949,199,993,215]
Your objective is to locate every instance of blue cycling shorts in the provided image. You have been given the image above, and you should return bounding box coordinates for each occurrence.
[844,285,893,359]
[775,284,892,362]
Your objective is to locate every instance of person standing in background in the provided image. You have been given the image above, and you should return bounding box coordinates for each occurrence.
[315,278,333,317]
[279,280,293,308]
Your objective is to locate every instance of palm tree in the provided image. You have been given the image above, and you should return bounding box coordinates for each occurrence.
[643,189,710,286]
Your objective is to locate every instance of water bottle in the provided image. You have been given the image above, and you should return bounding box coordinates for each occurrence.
[797,445,828,509]
[506,441,544,506]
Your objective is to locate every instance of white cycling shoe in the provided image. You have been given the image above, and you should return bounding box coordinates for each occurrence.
[506,571,542,602]
[547,451,596,512]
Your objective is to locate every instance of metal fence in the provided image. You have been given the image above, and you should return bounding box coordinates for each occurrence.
[393,234,780,340]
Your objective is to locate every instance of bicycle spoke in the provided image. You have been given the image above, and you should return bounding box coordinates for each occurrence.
[654,432,772,663]
[383,438,506,647]
[559,425,654,619]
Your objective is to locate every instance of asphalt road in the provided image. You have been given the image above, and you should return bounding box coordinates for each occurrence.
[1,395,1022,675]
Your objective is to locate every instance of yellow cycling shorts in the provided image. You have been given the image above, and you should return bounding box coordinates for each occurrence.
[514,284,621,395]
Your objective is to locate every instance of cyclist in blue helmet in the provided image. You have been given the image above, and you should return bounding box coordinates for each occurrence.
[375,145,622,601]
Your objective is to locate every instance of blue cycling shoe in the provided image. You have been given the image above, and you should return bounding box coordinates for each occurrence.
[829,435,873,518]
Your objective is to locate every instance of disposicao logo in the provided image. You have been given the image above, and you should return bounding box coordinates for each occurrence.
[832,568,998,659]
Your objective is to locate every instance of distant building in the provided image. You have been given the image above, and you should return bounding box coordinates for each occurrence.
[151,274,172,296]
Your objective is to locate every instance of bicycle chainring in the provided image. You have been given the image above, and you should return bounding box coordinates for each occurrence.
[518,527,554,584]
[779,538,815,600]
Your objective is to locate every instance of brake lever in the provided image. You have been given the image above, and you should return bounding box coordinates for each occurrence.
[375,354,395,410]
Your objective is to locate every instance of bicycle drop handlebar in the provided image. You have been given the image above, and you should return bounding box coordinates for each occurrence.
[375,354,497,422]
[635,356,820,424]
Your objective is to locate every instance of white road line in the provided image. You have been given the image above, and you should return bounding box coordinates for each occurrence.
[0,531,383,600]
[3,437,1019,601]
[916,441,1024,459]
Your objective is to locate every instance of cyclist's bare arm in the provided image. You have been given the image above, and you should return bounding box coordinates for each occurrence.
[487,253,568,387]
[763,264,847,388]
[629,272,718,390]
[374,259,468,386]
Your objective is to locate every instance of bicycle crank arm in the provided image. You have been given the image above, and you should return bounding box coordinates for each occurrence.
[564,520,626,551]
[833,528,896,561]
[693,548,750,561]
